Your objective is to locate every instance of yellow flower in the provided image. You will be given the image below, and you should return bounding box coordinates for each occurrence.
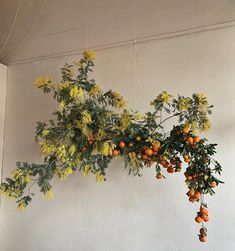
[98,141,115,156]
[58,101,65,112]
[82,110,92,124]
[178,97,192,111]
[201,119,211,132]
[190,120,198,133]
[34,76,54,89]
[44,190,54,200]
[83,165,91,176]
[119,112,131,131]
[58,81,69,91]
[95,171,105,182]
[84,50,96,60]
[39,141,56,156]
[160,91,172,104]
[134,112,145,121]
[42,130,50,137]
[69,145,76,156]
[114,99,127,109]
[64,167,73,175]
[70,86,84,98]
[90,84,101,96]
[195,93,208,111]
[17,202,26,211]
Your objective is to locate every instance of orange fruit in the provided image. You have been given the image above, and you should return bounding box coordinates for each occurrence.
[186,137,194,144]
[153,151,158,156]
[119,141,126,148]
[167,166,174,173]
[182,127,190,134]
[189,197,195,203]
[135,136,141,141]
[199,235,207,242]
[193,191,201,200]
[156,174,163,179]
[145,148,153,156]
[112,149,120,156]
[152,144,160,152]
[201,213,209,221]
[188,189,195,197]
[128,142,133,147]
[184,158,191,163]
[187,176,193,181]
[142,154,148,160]
[161,155,167,161]
[199,227,207,235]
[193,136,200,143]
[200,207,208,215]
[82,147,88,152]
[195,216,202,223]
[159,160,166,166]
[210,181,217,188]
[88,140,94,145]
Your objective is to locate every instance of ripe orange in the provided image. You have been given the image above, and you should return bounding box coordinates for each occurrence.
[188,189,195,197]
[88,140,95,145]
[82,147,88,152]
[193,136,200,143]
[119,141,126,148]
[184,158,191,163]
[201,213,209,222]
[182,127,190,134]
[159,160,166,166]
[142,154,148,160]
[210,181,217,188]
[112,149,120,156]
[199,235,207,242]
[161,155,167,161]
[152,144,160,152]
[194,191,201,200]
[153,151,158,156]
[167,166,174,173]
[187,176,193,181]
[156,174,163,179]
[186,137,194,144]
[195,216,202,223]
[145,148,153,156]
[189,197,195,203]
[200,207,208,215]
[128,142,133,147]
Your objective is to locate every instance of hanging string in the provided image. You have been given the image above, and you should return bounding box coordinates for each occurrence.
[190,0,195,89]
[133,0,137,107]
[2,0,47,62]
[0,0,22,55]
[85,0,88,50]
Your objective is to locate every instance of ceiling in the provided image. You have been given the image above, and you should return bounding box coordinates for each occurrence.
[0,0,235,65]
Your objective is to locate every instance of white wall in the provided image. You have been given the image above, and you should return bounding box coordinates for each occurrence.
[0,26,235,251]
[0,64,7,181]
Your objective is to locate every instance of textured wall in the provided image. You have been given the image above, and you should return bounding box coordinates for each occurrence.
[0,26,235,251]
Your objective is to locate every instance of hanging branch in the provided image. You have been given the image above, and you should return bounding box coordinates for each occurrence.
[0,50,223,243]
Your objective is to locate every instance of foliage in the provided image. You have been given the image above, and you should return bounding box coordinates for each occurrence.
[0,50,223,241]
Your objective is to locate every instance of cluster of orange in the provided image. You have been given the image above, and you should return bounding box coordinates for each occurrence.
[195,207,209,242]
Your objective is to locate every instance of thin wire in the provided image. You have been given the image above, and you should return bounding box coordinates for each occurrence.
[0,0,22,55]
[133,0,137,106]
[2,0,47,61]
[85,0,88,50]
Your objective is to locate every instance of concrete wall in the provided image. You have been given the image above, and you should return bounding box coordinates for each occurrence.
[0,26,235,251]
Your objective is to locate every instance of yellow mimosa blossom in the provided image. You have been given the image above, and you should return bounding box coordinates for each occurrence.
[190,120,198,133]
[34,76,54,89]
[159,91,172,104]
[84,50,96,60]
[83,165,91,176]
[42,129,50,137]
[57,145,67,161]
[112,91,122,99]
[90,84,101,96]
[17,202,26,211]
[11,169,31,184]
[114,99,127,109]
[120,112,131,131]
[70,86,84,98]
[58,81,69,91]
[99,141,115,156]
[44,190,54,200]
[195,93,208,111]
[58,101,65,112]
[64,167,73,175]
[178,97,192,111]
[202,119,211,132]
[134,112,145,121]
[128,152,140,169]
[95,171,105,182]
[69,145,76,156]
[39,141,56,156]
[82,110,92,124]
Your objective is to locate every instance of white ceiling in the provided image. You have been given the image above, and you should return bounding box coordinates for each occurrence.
[0,0,235,65]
